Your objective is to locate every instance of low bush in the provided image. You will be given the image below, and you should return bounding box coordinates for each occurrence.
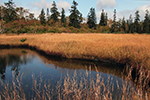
[20,38,27,42]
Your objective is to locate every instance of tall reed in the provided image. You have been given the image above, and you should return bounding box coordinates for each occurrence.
[0,66,149,100]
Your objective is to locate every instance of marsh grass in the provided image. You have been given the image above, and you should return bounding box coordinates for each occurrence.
[0,34,150,69]
[0,66,149,100]
[124,65,150,94]
[0,72,26,100]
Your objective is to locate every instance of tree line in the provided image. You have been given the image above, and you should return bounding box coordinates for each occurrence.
[0,0,150,34]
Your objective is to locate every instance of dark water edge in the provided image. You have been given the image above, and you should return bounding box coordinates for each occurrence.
[0,44,126,66]
[0,48,149,99]
[0,48,125,80]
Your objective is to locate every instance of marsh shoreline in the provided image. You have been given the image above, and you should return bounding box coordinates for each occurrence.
[0,43,125,66]
[0,33,150,69]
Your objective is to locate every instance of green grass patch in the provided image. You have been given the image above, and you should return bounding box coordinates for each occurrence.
[20,38,27,42]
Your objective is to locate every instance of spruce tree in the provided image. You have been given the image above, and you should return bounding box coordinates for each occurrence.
[122,17,126,32]
[29,13,34,20]
[4,0,18,22]
[46,8,50,22]
[50,1,60,22]
[61,8,66,27]
[16,7,27,19]
[117,19,121,32]
[69,0,82,28]
[104,13,108,26]
[127,14,134,33]
[111,9,117,33]
[87,7,96,29]
[99,9,105,26]
[134,10,140,33]
[39,8,46,25]
[143,10,149,33]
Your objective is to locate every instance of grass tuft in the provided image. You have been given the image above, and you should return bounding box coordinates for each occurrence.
[20,38,27,42]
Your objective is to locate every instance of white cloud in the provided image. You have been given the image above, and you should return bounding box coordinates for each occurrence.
[31,0,71,11]
[116,3,150,21]
[57,0,71,11]
[0,1,3,5]
[32,0,52,10]
[96,10,114,23]
[29,0,71,18]
[30,9,41,19]
[96,0,117,10]
[136,3,150,20]
[28,0,52,18]
[96,2,150,23]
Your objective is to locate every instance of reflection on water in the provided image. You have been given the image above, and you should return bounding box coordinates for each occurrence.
[0,49,134,99]
[0,49,124,81]
[0,52,33,80]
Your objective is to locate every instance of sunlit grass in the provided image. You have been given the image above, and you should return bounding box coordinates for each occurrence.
[0,33,150,68]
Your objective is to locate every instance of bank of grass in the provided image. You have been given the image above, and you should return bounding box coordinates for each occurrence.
[0,33,150,69]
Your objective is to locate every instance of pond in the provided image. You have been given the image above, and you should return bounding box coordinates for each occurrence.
[0,49,137,100]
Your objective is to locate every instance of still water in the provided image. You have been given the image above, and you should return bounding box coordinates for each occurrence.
[0,49,134,99]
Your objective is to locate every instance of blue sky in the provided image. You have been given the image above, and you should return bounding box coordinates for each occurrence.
[0,0,150,21]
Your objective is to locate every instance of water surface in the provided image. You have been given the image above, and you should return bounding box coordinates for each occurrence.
[0,49,134,99]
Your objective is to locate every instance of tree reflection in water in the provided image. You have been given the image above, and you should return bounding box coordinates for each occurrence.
[0,52,32,80]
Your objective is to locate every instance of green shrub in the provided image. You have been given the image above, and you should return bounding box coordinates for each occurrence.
[17,28,27,33]
[47,27,62,33]
[20,38,27,42]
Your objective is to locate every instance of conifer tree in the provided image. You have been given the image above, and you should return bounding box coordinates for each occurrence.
[122,17,126,32]
[61,8,66,27]
[87,7,96,29]
[117,19,121,32]
[39,8,46,25]
[134,10,140,33]
[46,8,50,22]
[143,10,149,33]
[50,1,60,22]
[104,13,108,26]
[99,9,105,26]
[16,7,28,20]
[111,9,117,33]
[4,0,18,22]
[29,13,34,20]
[127,14,134,33]
[69,0,82,28]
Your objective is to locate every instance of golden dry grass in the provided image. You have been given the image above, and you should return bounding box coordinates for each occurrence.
[0,33,150,69]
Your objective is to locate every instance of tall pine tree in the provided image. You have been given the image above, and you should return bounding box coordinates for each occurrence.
[61,8,66,27]
[111,9,117,33]
[39,8,46,25]
[143,10,149,33]
[46,8,50,22]
[134,10,140,33]
[87,7,96,29]
[50,1,60,22]
[69,0,82,28]
[4,0,18,22]
[104,13,108,26]
[127,14,134,33]
[121,17,126,32]
[99,9,105,26]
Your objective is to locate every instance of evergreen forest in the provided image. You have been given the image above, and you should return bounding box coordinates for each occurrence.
[0,0,150,34]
